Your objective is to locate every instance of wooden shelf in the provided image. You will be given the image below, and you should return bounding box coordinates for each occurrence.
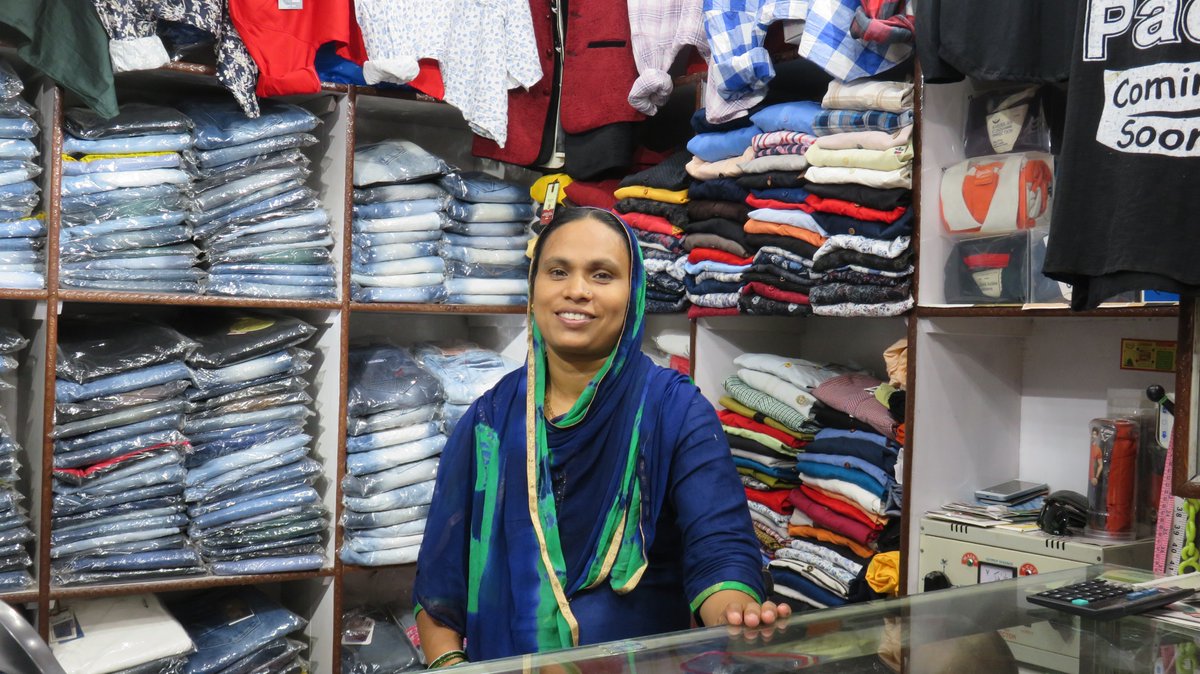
[0,289,47,302]
[342,562,414,573]
[350,302,526,315]
[56,289,342,311]
[0,590,37,604]
[49,568,335,600]
[915,305,1180,319]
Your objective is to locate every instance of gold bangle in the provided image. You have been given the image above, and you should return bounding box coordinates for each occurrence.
[428,649,468,669]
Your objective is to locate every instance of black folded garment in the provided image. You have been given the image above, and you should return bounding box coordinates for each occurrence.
[683,233,750,258]
[736,170,807,191]
[618,151,693,191]
[682,217,750,246]
[738,293,814,316]
[647,273,686,296]
[742,268,821,293]
[688,178,750,202]
[614,198,689,227]
[804,182,911,211]
[686,199,751,223]
[745,233,818,260]
[809,280,912,306]
[944,232,1029,304]
[813,248,913,274]
[822,268,910,287]
[811,400,877,435]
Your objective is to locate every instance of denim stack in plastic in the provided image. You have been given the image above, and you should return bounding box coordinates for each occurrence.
[439,172,532,305]
[0,61,44,290]
[169,586,308,674]
[414,342,516,434]
[59,104,198,293]
[178,312,328,576]
[341,345,444,566]
[180,100,335,300]
[0,328,35,591]
[351,141,451,303]
[50,320,205,585]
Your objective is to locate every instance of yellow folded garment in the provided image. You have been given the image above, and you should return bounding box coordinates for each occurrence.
[64,151,178,162]
[804,144,913,171]
[613,185,689,204]
[867,550,900,596]
[529,173,573,205]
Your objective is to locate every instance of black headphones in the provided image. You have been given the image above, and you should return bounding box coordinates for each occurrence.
[1036,490,1088,536]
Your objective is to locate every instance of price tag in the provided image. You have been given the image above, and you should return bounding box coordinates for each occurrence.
[278,0,303,9]
[539,181,561,226]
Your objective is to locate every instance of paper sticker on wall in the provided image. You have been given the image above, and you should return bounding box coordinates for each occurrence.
[1119,338,1177,372]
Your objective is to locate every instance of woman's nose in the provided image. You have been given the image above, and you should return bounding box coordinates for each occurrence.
[564,274,590,300]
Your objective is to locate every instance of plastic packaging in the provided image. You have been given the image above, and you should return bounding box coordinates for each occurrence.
[181,100,320,150]
[0,138,36,160]
[188,376,307,411]
[965,85,1052,158]
[63,134,192,156]
[108,654,188,674]
[63,152,182,176]
[190,132,317,170]
[0,61,23,100]
[61,169,190,198]
[193,165,311,213]
[354,182,448,205]
[413,342,516,405]
[194,638,303,674]
[0,161,40,186]
[190,348,313,392]
[341,606,423,674]
[944,231,1030,304]
[0,327,26,354]
[65,103,193,140]
[0,117,37,140]
[353,141,450,187]
[52,399,191,439]
[940,152,1054,235]
[53,430,190,470]
[0,98,34,118]
[56,321,197,383]
[178,313,316,368]
[55,380,190,424]
[1085,418,1140,540]
[347,346,443,417]
[188,423,306,468]
[190,148,308,181]
[52,445,185,487]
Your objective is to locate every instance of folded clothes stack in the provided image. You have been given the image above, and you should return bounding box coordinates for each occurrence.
[0,328,34,591]
[351,141,451,303]
[179,313,327,576]
[50,320,203,585]
[182,100,335,300]
[59,104,197,294]
[804,79,915,317]
[682,109,761,318]
[169,587,309,674]
[719,350,904,608]
[414,342,516,434]
[342,345,445,566]
[610,152,691,313]
[439,171,533,306]
[0,61,43,290]
[48,594,195,674]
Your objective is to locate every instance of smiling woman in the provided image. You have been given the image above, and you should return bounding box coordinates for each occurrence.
[411,207,788,668]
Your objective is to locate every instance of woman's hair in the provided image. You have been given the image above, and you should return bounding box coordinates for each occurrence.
[528,207,630,295]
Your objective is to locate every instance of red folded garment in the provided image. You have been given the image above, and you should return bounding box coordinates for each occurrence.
[789,487,879,547]
[52,441,190,480]
[719,409,806,448]
[801,484,885,530]
[621,210,682,237]
[741,281,811,305]
[563,179,621,210]
[746,487,794,514]
[804,194,908,224]
[687,248,753,265]
[688,305,740,319]
[669,354,691,375]
[746,195,814,211]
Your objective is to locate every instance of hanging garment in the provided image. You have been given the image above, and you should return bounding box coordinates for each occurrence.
[228,0,368,97]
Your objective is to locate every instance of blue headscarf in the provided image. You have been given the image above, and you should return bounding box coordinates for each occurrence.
[414,209,698,658]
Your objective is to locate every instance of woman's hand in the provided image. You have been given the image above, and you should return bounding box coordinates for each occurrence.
[722,599,792,628]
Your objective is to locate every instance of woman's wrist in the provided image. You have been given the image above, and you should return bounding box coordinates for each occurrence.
[428,649,468,669]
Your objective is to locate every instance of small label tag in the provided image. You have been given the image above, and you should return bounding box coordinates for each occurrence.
[972,268,1004,298]
[278,0,303,9]
[343,615,375,646]
[540,181,561,226]
[49,610,83,644]
[1120,338,1177,373]
[987,103,1028,154]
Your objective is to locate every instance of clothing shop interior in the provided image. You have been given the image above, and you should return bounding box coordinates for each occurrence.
[0,1,1199,673]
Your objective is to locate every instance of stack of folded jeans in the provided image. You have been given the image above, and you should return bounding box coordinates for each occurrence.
[0,61,43,290]
[179,312,327,576]
[351,141,451,303]
[439,172,532,306]
[169,586,308,674]
[0,328,34,591]
[180,100,334,299]
[50,320,204,585]
[59,104,198,293]
[342,345,444,566]
[414,342,516,432]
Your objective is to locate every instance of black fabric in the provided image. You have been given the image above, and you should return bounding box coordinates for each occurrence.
[946,233,1028,304]
[964,86,1052,158]
[803,182,910,211]
[812,249,913,274]
[743,268,820,293]
[887,389,906,423]
[1043,4,1200,309]
[810,281,912,305]
[562,123,636,180]
[811,208,914,240]
[618,151,693,190]
[736,171,808,190]
[688,178,750,202]
[176,313,316,368]
[916,0,1076,84]
[823,268,909,287]
[691,107,756,135]
[56,320,196,383]
[686,199,751,223]
[726,432,789,461]
[738,294,813,316]
[811,401,878,435]
[683,217,749,244]
[647,274,686,295]
[614,198,690,227]
[745,233,818,259]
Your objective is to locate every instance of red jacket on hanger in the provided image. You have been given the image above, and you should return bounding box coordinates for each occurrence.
[473,0,645,165]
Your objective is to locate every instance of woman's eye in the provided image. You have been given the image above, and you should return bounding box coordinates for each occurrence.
[594,271,613,282]
[548,268,567,278]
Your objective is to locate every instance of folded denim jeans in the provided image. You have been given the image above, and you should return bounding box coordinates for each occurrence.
[343,456,439,498]
[416,346,514,404]
[58,279,202,293]
[352,241,439,265]
[206,280,337,300]
[53,399,190,439]
[53,450,184,495]
[184,405,312,435]
[0,117,37,139]
[0,216,44,238]
[186,435,311,486]
[352,285,446,303]
[344,532,423,553]
[440,245,528,266]
[346,436,445,476]
[52,482,184,517]
[350,272,443,289]
[191,180,305,229]
[60,254,197,271]
[439,172,528,203]
[351,256,444,276]
[352,211,447,234]
[51,547,201,573]
[194,166,311,212]
[63,133,192,155]
[347,405,438,437]
[444,260,528,280]
[444,278,527,295]
[188,485,321,531]
[60,212,187,240]
[210,554,324,576]
[344,517,425,539]
[207,273,334,288]
[55,361,193,403]
[208,262,336,277]
[352,197,445,220]
[353,230,440,247]
[339,544,421,566]
[203,209,329,245]
[196,458,322,504]
[343,479,435,513]
[444,219,527,237]
[191,349,311,391]
[354,182,448,204]
[169,586,307,674]
[352,140,450,186]
[347,346,443,417]
[188,481,316,520]
[192,132,318,169]
[51,513,188,548]
[0,271,42,288]
[440,232,530,251]
[61,270,204,284]
[446,199,533,223]
[62,152,182,176]
[204,225,331,255]
[61,169,190,197]
[186,447,313,502]
[184,100,319,150]
[59,225,192,257]
[346,421,440,453]
[342,503,432,530]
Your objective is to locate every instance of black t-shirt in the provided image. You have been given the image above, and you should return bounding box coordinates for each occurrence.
[1044,2,1200,309]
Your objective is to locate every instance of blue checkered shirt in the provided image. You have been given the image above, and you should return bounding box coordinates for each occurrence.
[704,0,810,102]
[798,0,912,81]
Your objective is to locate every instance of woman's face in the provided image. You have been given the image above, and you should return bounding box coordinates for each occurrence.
[532,217,631,364]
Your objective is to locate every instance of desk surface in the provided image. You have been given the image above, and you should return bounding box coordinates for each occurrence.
[446,565,1200,673]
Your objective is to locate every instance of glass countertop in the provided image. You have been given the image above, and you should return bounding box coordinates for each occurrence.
[449,565,1200,673]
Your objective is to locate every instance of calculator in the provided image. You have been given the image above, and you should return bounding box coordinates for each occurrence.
[1026,578,1196,619]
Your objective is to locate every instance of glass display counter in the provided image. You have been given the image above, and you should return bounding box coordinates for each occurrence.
[447,565,1200,673]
